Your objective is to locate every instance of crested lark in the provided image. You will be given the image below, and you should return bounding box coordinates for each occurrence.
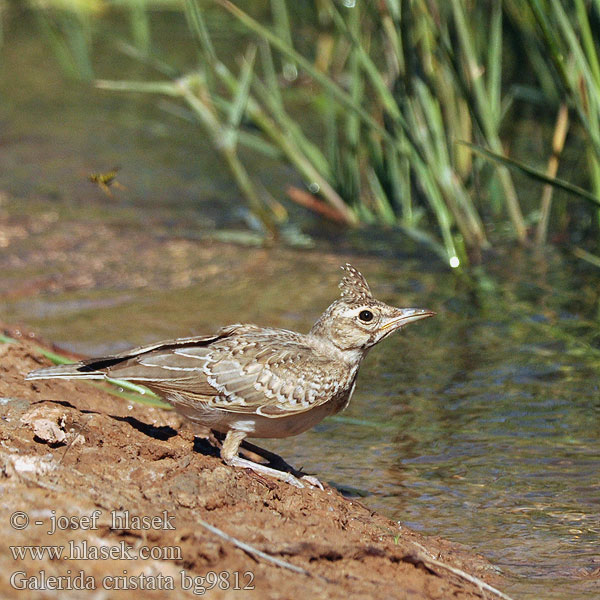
[26,264,434,488]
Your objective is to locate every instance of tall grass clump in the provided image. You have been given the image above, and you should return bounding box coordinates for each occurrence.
[21,0,600,267]
[505,0,600,245]
[94,0,522,266]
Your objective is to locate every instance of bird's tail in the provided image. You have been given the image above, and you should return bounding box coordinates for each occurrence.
[25,362,105,381]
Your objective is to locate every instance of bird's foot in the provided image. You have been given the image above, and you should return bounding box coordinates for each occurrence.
[225,456,322,489]
[300,474,324,490]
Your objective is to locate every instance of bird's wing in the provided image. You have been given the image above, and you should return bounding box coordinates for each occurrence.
[105,327,347,418]
[25,327,241,382]
[86,325,243,365]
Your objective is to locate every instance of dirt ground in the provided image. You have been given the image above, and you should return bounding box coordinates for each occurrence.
[0,330,506,599]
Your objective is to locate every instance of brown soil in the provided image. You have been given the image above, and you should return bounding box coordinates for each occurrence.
[0,332,505,599]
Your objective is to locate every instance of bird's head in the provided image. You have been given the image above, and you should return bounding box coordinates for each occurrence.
[310,264,435,354]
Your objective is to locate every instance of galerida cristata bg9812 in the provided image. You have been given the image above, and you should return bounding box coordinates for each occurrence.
[27,264,434,488]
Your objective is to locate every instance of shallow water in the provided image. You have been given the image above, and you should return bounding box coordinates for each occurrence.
[271,257,600,600]
[2,10,599,600]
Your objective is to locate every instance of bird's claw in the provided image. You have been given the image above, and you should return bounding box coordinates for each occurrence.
[300,475,324,490]
[225,456,325,490]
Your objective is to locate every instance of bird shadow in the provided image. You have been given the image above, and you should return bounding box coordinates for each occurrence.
[32,399,178,443]
[35,399,357,491]
[110,415,178,441]
[108,410,303,476]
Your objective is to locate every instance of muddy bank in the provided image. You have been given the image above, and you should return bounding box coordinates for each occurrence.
[0,333,504,599]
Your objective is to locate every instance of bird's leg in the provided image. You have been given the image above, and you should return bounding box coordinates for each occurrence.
[220,429,247,463]
[221,430,323,490]
[187,427,267,464]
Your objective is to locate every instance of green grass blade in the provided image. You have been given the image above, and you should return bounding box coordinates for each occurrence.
[129,0,151,54]
[574,0,600,88]
[227,45,256,133]
[487,0,502,124]
[269,0,297,80]
[114,39,180,78]
[89,383,172,408]
[462,141,600,207]
[258,40,283,111]
[105,377,161,398]
[34,12,79,80]
[572,247,600,269]
[185,0,217,63]
[367,168,396,225]
[236,130,284,159]
[95,79,181,96]
[345,0,362,148]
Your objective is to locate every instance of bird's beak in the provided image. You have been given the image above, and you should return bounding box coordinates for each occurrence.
[379,308,436,333]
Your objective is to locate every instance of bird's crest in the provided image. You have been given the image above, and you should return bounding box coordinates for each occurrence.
[339,264,373,303]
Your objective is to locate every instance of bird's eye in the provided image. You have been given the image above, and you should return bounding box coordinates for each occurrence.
[358,310,374,322]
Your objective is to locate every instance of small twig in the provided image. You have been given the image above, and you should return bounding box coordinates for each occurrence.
[286,186,349,223]
[410,541,515,600]
[197,518,312,576]
[59,421,85,465]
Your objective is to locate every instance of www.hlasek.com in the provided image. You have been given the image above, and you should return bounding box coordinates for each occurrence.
[11,540,182,562]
